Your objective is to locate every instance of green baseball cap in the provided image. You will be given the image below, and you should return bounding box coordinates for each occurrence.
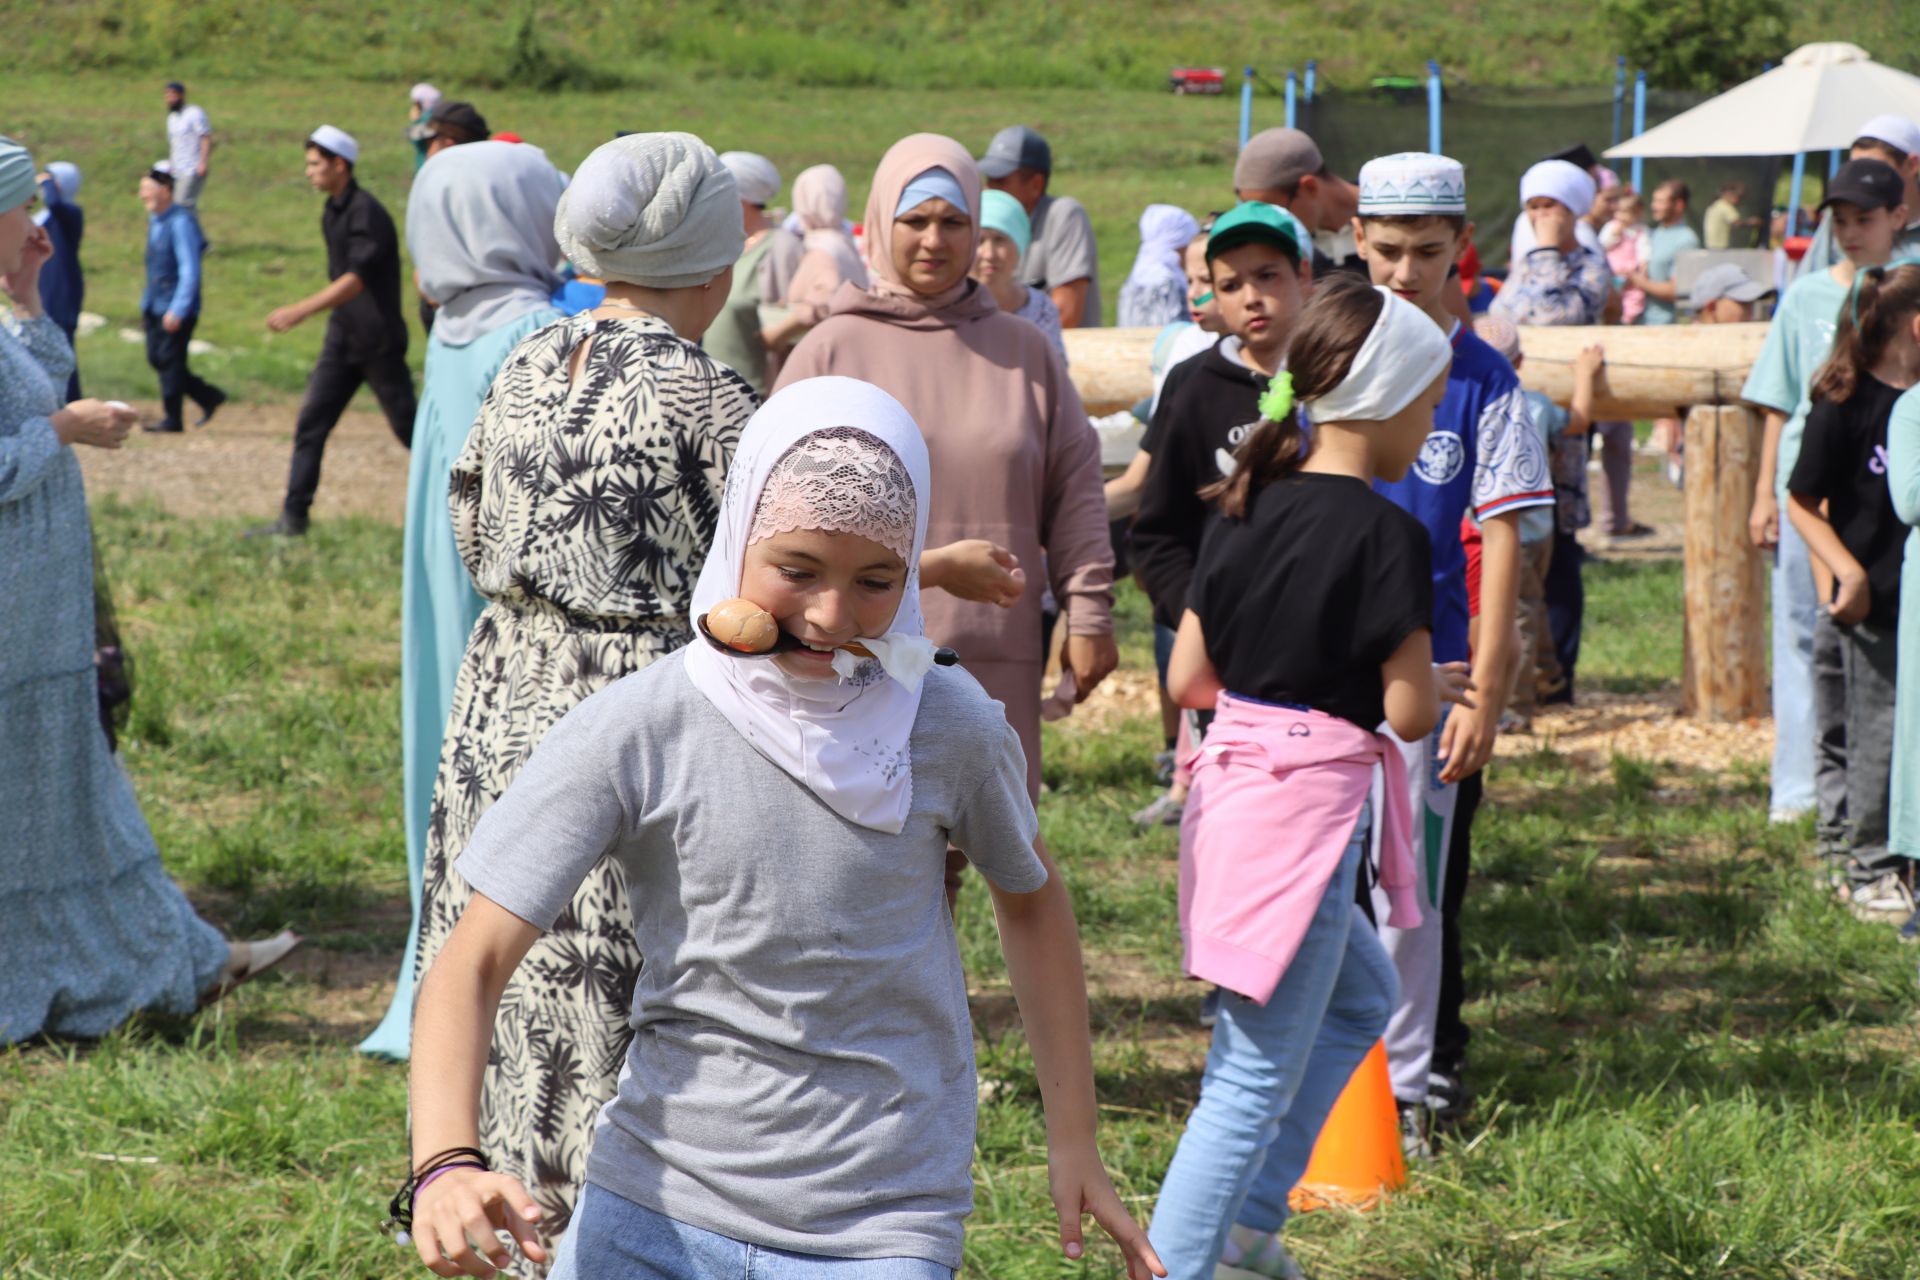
[1206,200,1305,264]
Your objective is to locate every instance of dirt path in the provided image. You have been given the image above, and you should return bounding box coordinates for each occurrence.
[78,397,410,525]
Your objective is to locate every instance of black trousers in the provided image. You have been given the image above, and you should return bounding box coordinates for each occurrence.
[142,311,222,428]
[1543,529,1586,702]
[1432,769,1484,1078]
[283,342,417,519]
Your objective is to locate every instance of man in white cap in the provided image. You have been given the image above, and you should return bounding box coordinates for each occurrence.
[252,126,415,538]
[1233,126,1364,275]
[1792,115,1920,281]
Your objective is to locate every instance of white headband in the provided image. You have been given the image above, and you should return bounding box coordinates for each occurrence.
[1301,286,1454,426]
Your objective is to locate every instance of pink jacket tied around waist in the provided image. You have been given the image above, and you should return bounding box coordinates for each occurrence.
[1179,694,1422,1005]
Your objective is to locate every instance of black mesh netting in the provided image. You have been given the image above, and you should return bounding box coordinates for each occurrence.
[1294,86,1780,268]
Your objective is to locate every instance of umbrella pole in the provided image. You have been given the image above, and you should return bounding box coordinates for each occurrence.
[1789,151,1807,234]
[1630,70,1647,191]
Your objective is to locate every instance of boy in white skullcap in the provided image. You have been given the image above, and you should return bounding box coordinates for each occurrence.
[1340,151,1553,1165]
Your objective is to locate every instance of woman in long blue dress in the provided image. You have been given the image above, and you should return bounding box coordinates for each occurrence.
[0,135,295,1044]
[359,141,568,1058]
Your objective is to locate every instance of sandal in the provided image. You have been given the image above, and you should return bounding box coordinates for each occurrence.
[202,929,302,1007]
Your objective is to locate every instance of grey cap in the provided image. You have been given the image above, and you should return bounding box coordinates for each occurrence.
[1691,262,1771,308]
[979,126,1051,179]
[1234,128,1325,194]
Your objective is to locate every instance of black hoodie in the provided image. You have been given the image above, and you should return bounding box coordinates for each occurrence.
[1131,341,1270,629]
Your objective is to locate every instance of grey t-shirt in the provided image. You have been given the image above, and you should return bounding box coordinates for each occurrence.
[457,649,1044,1268]
[1023,192,1102,326]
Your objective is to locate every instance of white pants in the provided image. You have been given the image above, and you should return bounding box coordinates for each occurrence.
[1369,714,1459,1104]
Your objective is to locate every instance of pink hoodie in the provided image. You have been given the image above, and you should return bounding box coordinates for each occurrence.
[1180,694,1422,1005]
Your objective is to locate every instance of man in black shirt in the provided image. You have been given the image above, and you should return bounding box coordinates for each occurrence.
[250,125,416,538]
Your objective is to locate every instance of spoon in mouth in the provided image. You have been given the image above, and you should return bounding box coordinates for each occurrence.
[696,613,959,666]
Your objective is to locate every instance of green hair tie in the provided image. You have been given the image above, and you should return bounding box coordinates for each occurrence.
[1258,371,1296,423]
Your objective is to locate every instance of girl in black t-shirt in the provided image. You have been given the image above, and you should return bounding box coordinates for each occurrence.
[1786,262,1920,907]
[1149,276,1475,1278]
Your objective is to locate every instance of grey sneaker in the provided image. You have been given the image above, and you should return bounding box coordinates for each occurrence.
[1131,792,1184,828]
[1217,1228,1307,1280]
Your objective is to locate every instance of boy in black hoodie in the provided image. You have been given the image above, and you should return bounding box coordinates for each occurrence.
[1133,201,1313,634]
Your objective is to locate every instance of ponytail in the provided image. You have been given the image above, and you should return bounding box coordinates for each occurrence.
[1811,263,1920,404]
[1201,273,1385,519]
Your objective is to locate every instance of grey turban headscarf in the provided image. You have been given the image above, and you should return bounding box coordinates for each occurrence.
[0,135,37,214]
[408,140,565,347]
[555,132,743,289]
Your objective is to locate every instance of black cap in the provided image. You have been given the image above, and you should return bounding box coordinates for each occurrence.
[165,80,185,93]
[408,101,491,144]
[1547,142,1597,172]
[1820,157,1906,214]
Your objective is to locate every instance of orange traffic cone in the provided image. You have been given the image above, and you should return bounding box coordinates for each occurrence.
[1287,1039,1406,1213]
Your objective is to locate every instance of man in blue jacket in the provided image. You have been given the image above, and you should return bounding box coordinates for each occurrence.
[139,161,225,433]
[35,162,85,401]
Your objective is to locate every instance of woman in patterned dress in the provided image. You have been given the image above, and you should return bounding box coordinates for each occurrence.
[410,132,756,1264]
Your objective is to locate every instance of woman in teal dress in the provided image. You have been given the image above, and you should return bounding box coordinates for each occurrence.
[1888,388,1920,872]
[359,140,566,1058]
[0,135,296,1043]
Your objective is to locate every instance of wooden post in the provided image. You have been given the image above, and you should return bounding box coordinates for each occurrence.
[1682,405,1768,721]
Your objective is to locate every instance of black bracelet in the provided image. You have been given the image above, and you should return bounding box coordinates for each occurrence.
[385,1146,492,1241]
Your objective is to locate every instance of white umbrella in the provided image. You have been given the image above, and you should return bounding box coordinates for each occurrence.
[1603,42,1920,159]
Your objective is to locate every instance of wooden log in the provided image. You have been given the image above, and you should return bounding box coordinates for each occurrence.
[1681,405,1768,722]
[1061,322,1774,421]
[1515,323,1771,421]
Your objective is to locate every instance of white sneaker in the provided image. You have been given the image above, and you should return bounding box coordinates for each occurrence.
[1218,1223,1308,1279]
[1851,872,1915,919]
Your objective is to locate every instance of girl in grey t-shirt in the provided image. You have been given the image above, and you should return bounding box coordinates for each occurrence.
[404,378,1164,1280]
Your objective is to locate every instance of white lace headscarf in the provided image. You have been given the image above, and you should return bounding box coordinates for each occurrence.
[685,377,934,833]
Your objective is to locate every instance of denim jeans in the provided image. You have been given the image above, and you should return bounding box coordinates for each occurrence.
[1771,515,1820,814]
[549,1182,954,1280]
[1147,806,1399,1279]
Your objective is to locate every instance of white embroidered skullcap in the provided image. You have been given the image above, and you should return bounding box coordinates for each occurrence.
[308,125,359,165]
[1358,152,1467,216]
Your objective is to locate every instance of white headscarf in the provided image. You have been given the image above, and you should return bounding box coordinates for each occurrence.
[554,132,743,288]
[720,151,782,206]
[1519,159,1597,220]
[1124,203,1200,294]
[408,140,565,347]
[1301,286,1453,425]
[685,377,934,834]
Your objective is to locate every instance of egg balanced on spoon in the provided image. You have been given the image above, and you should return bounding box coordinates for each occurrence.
[697,598,957,665]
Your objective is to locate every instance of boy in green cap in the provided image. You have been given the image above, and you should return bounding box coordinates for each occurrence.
[1133,201,1312,643]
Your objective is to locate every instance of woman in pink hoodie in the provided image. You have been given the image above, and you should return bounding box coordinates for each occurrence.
[776,133,1117,804]
[1149,275,1475,1280]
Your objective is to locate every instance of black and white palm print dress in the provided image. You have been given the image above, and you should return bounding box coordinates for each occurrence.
[414,313,755,1267]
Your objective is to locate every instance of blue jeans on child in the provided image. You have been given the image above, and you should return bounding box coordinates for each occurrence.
[549,1183,954,1280]
[1146,806,1399,1280]
[1771,516,1820,815]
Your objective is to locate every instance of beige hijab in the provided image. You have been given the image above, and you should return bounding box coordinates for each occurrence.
[860,134,983,310]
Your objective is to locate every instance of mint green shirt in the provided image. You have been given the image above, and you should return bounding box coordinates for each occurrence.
[1741,267,1850,497]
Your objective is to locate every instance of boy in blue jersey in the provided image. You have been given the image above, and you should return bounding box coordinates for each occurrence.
[1351,154,1554,1140]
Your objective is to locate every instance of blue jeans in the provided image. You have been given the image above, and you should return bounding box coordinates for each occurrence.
[1147,808,1399,1280]
[1772,514,1819,814]
[550,1183,953,1280]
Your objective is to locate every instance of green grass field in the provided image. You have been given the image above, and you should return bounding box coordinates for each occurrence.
[5,499,1918,1278]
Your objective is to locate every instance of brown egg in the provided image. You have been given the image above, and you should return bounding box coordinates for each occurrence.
[707,598,780,653]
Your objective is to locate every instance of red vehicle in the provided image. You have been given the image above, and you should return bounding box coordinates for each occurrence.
[1170,67,1226,95]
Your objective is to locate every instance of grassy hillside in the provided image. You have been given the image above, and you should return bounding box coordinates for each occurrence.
[8,0,1919,93]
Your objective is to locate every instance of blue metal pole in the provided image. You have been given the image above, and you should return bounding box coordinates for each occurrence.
[1239,66,1254,150]
[1305,59,1317,103]
[1611,56,1627,147]
[1630,70,1647,192]
[1789,151,1808,234]
[1285,70,1298,129]
[1830,149,1843,177]
[1427,61,1442,154]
